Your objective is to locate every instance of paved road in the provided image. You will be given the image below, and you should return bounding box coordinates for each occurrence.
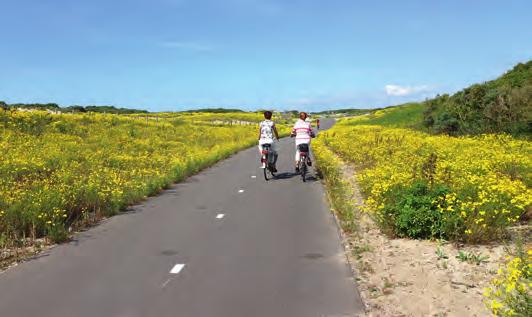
[0,119,363,317]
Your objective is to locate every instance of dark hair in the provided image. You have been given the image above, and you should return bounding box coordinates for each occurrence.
[299,112,307,120]
[264,111,272,119]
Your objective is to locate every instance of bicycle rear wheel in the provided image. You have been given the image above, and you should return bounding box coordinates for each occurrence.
[264,152,276,181]
[263,164,270,181]
[301,158,307,182]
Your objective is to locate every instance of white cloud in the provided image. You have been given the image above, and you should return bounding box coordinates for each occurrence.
[385,84,429,96]
[160,41,213,52]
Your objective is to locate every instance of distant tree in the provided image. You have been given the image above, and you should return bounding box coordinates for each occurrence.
[44,103,60,109]
[85,105,147,114]
[65,105,87,113]
[183,108,244,113]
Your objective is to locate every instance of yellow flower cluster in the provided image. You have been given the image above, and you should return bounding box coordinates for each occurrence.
[0,109,265,244]
[483,250,531,316]
[320,124,531,241]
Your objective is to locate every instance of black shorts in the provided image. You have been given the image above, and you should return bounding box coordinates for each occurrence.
[297,144,309,152]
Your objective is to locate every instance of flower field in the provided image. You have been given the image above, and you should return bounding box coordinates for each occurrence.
[319,122,531,243]
[315,115,531,315]
[0,109,276,248]
[127,111,295,125]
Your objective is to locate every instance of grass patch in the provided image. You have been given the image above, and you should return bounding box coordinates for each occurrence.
[313,136,358,233]
[339,103,427,130]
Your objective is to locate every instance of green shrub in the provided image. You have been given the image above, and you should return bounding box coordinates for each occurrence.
[380,181,464,240]
[423,61,532,136]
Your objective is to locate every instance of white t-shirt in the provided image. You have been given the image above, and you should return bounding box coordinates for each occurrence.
[259,120,275,145]
[292,119,312,146]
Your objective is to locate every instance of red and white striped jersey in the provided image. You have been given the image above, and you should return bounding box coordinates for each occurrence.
[292,119,312,146]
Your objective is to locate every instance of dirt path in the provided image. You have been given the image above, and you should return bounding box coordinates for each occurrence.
[337,160,506,316]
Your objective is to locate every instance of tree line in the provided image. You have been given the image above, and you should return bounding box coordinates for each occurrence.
[0,102,148,114]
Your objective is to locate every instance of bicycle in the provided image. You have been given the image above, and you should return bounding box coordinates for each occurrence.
[296,143,310,182]
[260,143,276,181]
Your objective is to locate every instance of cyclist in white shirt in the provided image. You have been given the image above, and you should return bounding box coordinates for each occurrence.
[291,112,315,172]
[258,111,279,172]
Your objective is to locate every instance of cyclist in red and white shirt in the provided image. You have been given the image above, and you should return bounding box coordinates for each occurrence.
[291,112,315,172]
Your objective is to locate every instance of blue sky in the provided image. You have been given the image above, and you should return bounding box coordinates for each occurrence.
[1,0,531,112]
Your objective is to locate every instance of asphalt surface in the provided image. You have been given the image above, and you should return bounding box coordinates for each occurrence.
[0,119,363,317]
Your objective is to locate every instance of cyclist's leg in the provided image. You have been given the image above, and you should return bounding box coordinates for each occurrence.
[272,142,278,165]
[294,145,301,171]
[307,143,312,165]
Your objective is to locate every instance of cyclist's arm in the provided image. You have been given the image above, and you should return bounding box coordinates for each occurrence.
[290,125,296,137]
[257,126,262,140]
[273,125,279,140]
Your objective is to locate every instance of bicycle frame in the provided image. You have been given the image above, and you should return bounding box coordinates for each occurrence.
[260,144,274,168]
[261,144,276,180]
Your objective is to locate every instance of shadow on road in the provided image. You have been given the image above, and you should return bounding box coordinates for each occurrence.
[271,172,320,182]
[273,172,297,180]
[303,175,319,182]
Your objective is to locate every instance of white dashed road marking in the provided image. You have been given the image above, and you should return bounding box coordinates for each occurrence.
[238,189,244,193]
[161,278,174,288]
[216,213,225,219]
[251,175,257,178]
[170,264,185,274]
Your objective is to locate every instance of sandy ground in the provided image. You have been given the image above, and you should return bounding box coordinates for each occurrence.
[337,163,509,317]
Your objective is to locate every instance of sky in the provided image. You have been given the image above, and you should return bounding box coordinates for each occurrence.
[0,0,531,112]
